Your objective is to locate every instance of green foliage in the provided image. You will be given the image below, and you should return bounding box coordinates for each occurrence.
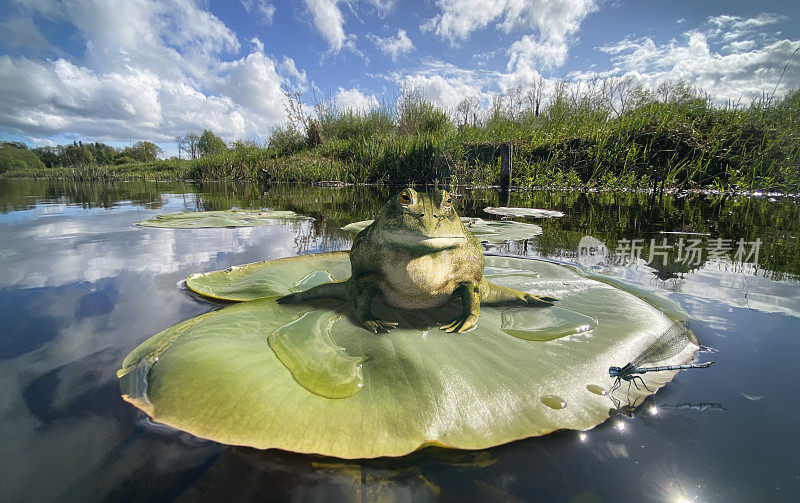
[198,130,228,157]
[267,124,306,155]
[5,82,799,191]
[120,141,163,163]
[318,106,395,142]
[0,142,46,173]
[396,89,453,136]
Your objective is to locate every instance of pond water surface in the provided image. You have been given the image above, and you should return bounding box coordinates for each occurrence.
[1,179,799,502]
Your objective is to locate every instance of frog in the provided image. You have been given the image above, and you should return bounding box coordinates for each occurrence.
[277,188,557,333]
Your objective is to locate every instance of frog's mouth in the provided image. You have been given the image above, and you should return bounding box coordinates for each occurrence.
[384,232,465,250]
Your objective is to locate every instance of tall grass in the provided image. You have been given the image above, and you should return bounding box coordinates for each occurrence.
[4,82,798,191]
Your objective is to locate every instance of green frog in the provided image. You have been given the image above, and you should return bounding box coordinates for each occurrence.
[277,188,557,333]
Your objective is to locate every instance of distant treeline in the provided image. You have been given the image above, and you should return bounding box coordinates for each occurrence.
[0,129,229,173]
[2,79,799,191]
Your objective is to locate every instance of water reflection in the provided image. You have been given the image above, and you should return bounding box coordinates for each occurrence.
[0,178,798,502]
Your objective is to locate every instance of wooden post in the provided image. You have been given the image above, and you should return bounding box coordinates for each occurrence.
[499,142,512,192]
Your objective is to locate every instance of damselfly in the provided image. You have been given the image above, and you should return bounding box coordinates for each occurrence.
[609,323,714,394]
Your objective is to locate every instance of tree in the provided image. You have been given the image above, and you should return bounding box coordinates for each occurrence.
[185,133,199,159]
[32,146,60,168]
[456,96,480,127]
[61,141,95,167]
[524,76,545,117]
[197,130,227,157]
[0,142,46,173]
[119,141,163,162]
[506,84,524,121]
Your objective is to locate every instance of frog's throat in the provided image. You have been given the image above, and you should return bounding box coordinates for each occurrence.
[382,232,465,251]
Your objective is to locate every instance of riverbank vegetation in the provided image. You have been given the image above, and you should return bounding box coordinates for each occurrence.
[2,79,799,192]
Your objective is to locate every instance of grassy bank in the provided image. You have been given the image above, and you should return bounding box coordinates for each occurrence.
[3,86,799,191]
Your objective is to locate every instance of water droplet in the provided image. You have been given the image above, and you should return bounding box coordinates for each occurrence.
[501,307,597,341]
[269,310,364,399]
[541,395,567,409]
[289,269,335,293]
[586,384,607,396]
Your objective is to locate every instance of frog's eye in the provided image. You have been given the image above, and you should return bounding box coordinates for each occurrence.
[442,193,452,208]
[398,189,412,206]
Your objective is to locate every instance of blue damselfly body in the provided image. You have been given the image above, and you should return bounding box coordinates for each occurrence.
[608,323,715,394]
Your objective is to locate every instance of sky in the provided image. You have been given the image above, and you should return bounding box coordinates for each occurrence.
[1,0,798,155]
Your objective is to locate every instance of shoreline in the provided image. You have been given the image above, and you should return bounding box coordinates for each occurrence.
[2,174,798,198]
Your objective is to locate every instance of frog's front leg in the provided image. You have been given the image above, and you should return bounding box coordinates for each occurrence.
[479,277,557,306]
[347,275,399,333]
[441,281,480,333]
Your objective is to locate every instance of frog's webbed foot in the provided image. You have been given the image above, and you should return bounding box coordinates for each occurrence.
[441,281,480,333]
[480,278,557,307]
[520,293,558,306]
[362,317,399,334]
[440,313,478,333]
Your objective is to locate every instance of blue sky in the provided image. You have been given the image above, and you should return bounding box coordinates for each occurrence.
[1,0,798,154]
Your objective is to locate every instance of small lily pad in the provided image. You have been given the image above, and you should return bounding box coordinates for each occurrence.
[185,252,351,301]
[137,210,312,228]
[120,252,699,458]
[484,207,564,219]
[342,218,542,243]
[341,220,374,233]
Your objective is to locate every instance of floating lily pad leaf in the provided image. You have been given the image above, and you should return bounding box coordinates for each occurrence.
[462,217,542,242]
[137,210,312,228]
[341,220,373,233]
[185,252,351,301]
[484,207,564,219]
[342,218,542,243]
[121,253,699,458]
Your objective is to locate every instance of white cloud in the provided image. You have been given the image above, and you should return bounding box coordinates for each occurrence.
[241,0,276,25]
[708,12,787,40]
[303,0,355,53]
[726,40,756,53]
[363,0,395,16]
[0,16,49,49]
[0,0,308,145]
[335,87,379,111]
[392,60,493,111]
[423,0,597,72]
[281,56,308,88]
[368,29,414,61]
[595,15,800,102]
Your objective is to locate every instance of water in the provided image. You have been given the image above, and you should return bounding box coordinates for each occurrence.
[1,178,799,502]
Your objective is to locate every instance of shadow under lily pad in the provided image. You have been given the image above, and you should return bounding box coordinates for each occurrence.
[136,209,312,228]
[119,252,698,459]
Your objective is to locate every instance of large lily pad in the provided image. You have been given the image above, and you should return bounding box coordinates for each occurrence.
[342,218,542,242]
[137,210,312,228]
[119,252,699,458]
